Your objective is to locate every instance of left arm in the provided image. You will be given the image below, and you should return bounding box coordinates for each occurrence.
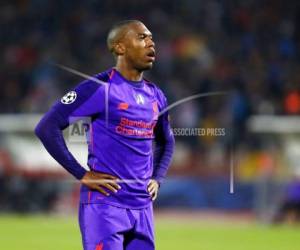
[148,94,175,200]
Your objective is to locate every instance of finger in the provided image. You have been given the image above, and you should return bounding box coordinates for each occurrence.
[152,191,158,201]
[147,181,155,190]
[148,184,158,193]
[90,179,119,189]
[149,191,155,198]
[147,180,154,187]
[149,188,156,197]
[148,184,155,193]
[100,173,119,180]
[93,185,110,196]
[103,183,119,193]
[92,172,118,180]
[107,181,121,190]
[96,179,121,190]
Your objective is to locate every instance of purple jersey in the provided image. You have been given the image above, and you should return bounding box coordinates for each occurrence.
[35,68,175,209]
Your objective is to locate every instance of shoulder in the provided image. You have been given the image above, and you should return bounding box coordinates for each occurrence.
[94,68,114,83]
[144,78,168,106]
[144,78,165,97]
[74,69,113,95]
[59,69,113,107]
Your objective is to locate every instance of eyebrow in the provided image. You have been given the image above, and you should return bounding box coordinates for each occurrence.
[137,32,152,37]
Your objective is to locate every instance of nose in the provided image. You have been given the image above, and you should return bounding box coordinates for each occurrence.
[147,38,155,48]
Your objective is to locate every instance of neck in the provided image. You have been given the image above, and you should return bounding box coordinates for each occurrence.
[115,60,143,82]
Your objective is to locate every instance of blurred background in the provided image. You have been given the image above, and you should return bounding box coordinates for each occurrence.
[1,0,300,249]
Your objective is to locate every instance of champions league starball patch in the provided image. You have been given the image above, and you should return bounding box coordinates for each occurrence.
[61,91,77,104]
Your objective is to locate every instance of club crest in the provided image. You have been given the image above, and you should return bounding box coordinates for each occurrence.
[135,94,145,105]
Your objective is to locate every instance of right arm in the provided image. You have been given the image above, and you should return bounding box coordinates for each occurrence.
[35,79,120,195]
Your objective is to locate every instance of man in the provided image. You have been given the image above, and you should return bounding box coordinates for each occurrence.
[35,20,175,250]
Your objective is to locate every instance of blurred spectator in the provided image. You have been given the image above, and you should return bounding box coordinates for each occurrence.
[1,0,298,149]
[1,0,300,213]
[284,90,300,114]
[277,175,300,224]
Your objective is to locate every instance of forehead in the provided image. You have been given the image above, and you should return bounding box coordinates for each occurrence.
[123,22,152,38]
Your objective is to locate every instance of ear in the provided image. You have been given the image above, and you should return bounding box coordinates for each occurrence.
[114,43,125,56]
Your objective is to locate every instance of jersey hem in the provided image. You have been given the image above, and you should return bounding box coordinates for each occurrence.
[79,199,152,210]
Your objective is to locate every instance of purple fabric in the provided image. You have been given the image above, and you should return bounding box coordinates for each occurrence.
[35,72,109,179]
[35,68,175,208]
[79,203,154,250]
[152,94,175,185]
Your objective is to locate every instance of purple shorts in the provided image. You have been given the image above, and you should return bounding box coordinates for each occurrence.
[78,203,155,250]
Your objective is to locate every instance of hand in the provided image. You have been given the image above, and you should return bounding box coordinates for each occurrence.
[147,179,159,201]
[80,171,121,196]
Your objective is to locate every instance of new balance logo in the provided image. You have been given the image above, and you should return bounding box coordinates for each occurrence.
[118,102,129,110]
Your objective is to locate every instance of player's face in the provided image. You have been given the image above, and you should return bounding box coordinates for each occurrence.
[122,23,155,71]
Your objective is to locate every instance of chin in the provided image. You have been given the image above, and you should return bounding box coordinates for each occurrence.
[142,63,153,71]
[135,61,154,72]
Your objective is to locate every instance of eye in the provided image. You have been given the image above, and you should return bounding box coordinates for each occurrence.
[138,34,146,40]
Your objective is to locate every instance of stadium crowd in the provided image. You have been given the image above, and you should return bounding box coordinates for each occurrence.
[2,0,300,138]
[1,0,300,214]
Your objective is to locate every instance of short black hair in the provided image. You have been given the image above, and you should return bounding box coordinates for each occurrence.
[106,20,142,55]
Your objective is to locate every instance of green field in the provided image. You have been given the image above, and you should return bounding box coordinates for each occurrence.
[0,214,299,250]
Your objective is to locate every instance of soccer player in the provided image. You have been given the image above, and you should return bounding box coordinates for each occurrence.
[35,20,175,250]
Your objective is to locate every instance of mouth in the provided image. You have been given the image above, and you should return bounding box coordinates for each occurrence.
[145,49,156,62]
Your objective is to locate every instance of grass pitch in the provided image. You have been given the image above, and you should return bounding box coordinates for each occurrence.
[0,214,298,250]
